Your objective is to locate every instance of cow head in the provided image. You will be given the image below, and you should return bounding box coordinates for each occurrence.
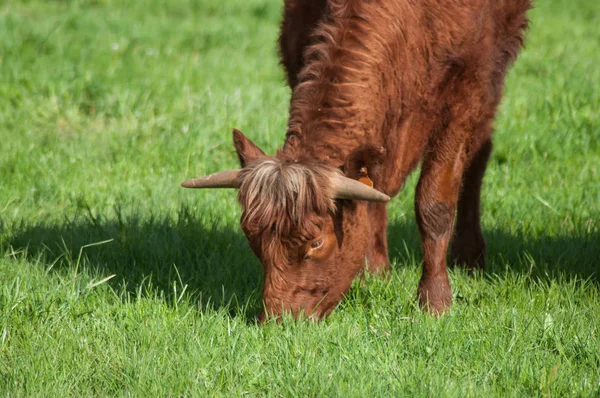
[182,129,389,321]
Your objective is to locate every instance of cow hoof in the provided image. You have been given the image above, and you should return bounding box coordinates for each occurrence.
[451,249,486,272]
[450,234,486,271]
[417,275,452,315]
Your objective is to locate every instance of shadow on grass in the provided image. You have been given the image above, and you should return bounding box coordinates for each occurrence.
[3,205,264,321]
[4,207,598,321]
[388,220,599,283]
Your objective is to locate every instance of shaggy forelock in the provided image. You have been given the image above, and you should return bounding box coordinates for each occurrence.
[237,159,338,242]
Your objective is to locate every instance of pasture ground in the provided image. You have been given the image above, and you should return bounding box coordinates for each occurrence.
[1,0,599,395]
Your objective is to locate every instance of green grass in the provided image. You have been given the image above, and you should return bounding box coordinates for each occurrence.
[1,0,599,395]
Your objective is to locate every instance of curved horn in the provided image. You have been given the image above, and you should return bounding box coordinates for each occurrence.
[331,174,390,202]
[181,169,241,189]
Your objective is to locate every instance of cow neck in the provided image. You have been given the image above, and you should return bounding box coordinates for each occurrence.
[278,3,398,168]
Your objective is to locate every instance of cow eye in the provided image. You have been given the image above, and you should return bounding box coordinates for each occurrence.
[310,239,323,250]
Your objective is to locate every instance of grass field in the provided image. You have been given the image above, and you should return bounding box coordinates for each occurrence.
[1,0,599,395]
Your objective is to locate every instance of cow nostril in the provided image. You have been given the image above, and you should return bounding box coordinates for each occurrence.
[300,287,329,296]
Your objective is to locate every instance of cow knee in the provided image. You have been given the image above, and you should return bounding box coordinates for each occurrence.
[416,200,455,239]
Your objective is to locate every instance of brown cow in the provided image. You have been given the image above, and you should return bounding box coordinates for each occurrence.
[183,0,531,320]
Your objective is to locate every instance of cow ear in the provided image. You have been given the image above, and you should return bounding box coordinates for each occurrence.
[232,129,266,167]
[343,145,386,185]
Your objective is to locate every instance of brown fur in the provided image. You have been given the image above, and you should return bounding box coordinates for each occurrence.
[231,0,531,320]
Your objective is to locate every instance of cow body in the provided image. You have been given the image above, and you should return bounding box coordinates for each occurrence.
[184,0,531,319]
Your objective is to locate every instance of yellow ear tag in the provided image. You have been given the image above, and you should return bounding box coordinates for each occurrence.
[358,166,374,188]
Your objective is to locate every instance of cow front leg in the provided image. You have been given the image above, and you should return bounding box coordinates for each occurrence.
[415,140,468,314]
[366,202,390,275]
[451,137,492,271]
